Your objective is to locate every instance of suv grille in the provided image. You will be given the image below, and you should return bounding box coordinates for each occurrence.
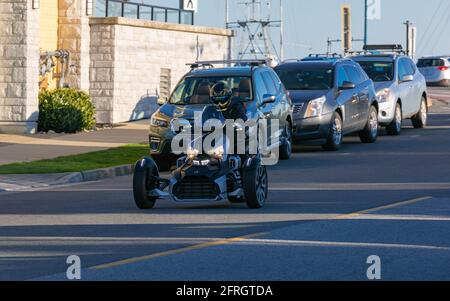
[173,177,219,200]
[293,103,305,115]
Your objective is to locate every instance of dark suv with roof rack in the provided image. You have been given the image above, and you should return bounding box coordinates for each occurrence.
[148,60,294,169]
[274,57,379,151]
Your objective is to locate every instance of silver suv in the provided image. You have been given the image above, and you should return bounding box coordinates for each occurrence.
[417,56,450,87]
[352,50,428,135]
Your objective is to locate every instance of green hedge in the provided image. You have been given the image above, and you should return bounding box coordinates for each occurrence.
[38,88,96,133]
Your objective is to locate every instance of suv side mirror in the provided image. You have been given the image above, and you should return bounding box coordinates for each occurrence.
[401,75,414,82]
[262,94,276,105]
[339,81,356,90]
[157,97,167,106]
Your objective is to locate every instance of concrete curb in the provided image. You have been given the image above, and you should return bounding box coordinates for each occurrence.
[65,164,135,184]
[0,164,134,192]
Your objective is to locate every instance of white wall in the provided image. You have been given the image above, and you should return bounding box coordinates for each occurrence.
[90,17,233,124]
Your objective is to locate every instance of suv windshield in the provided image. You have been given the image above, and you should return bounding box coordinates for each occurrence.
[169,76,252,105]
[417,58,445,67]
[357,61,394,82]
[276,67,334,90]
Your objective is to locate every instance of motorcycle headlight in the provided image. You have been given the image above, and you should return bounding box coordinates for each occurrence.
[150,115,169,128]
[376,88,391,103]
[186,147,199,160]
[207,145,225,160]
[305,96,326,118]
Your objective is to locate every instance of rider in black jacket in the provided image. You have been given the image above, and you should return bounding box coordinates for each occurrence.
[211,81,248,122]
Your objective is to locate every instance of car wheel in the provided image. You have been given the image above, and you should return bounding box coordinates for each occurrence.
[412,97,428,129]
[386,103,402,136]
[323,112,343,151]
[133,159,158,209]
[243,163,268,209]
[359,105,379,143]
[279,123,292,160]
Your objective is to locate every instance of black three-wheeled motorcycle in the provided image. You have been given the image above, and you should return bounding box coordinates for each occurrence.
[132,105,268,209]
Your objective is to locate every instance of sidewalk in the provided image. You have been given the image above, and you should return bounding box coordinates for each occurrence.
[0,119,149,166]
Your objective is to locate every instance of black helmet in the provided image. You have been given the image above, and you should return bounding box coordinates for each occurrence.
[211,82,232,112]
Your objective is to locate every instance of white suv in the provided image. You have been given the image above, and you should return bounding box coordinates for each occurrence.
[417,56,450,87]
[352,53,428,135]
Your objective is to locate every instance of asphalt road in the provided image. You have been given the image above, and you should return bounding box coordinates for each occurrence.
[1,88,450,281]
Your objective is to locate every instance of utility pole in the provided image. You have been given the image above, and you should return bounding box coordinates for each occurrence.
[225,0,229,28]
[404,20,412,57]
[327,38,341,55]
[280,0,284,61]
[364,0,368,46]
[226,0,282,61]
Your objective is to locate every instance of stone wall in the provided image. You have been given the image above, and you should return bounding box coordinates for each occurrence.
[89,17,233,124]
[58,0,90,91]
[0,0,39,134]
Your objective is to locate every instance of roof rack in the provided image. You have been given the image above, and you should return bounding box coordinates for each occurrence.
[363,44,403,52]
[347,45,407,57]
[187,59,268,70]
[281,58,302,63]
[307,53,343,58]
[300,53,343,62]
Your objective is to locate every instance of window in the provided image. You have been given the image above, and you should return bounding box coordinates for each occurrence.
[357,61,394,82]
[417,58,445,67]
[107,1,122,17]
[344,65,364,85]
[169,76,252,105]
[94,1,194,25]
[268,71,283,93]
[407,59,417,74]
[276,67,334,90]
[123,3,138,19]
[337,66,350,88]
[261,72,278,95]
[254,73,269,103]
[398,59,414,80]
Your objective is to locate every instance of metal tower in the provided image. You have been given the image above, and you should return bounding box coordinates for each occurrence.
[226,0,283,62]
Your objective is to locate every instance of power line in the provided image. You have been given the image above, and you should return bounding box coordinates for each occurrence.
[430,8,450,53]
[419,0,445,47]
[419,1,450,55]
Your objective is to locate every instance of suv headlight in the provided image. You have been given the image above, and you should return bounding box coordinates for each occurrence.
[305,96,326,118]
[150,114,169,128]
[376,88,391,103]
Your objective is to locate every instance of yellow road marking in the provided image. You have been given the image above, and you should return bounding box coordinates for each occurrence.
[336,196,432,220]
[89,196,433,270]
[90,232,265,270]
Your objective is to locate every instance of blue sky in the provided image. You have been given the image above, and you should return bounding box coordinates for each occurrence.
[133,0,450,59]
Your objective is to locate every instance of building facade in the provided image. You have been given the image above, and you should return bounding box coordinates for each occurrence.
[0,0,233,133]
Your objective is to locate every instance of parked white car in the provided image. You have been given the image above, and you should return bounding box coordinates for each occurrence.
[352,52,428,135]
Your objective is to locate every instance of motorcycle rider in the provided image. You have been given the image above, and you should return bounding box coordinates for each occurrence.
[210,80,252,157]
[210,81,248,122]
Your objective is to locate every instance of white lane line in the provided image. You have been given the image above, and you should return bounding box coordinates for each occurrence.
[345,214,450,222]
[236,238,450,251]
[270,184,450,191]
[5,183,448,193]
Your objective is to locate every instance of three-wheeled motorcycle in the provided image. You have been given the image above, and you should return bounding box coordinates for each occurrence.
[132,105,268,209]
